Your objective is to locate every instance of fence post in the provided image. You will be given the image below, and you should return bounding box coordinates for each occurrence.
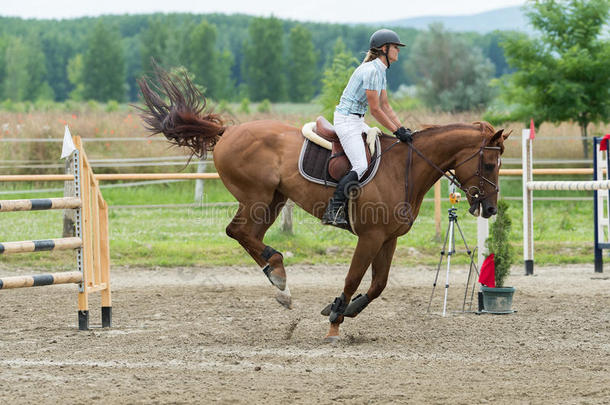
[63,154,76,237]
[194,159,207,204]
[281,200,294,233]
[522,129,534,275]
[477,216,488,268]
[434,181,441,241]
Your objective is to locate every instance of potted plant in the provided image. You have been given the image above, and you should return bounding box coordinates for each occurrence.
[479,200,516,314]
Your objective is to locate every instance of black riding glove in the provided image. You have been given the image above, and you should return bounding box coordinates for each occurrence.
[393,126,413,143]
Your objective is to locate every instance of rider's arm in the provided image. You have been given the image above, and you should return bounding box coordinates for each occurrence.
[366,89,399,133]
[379,90,402,129]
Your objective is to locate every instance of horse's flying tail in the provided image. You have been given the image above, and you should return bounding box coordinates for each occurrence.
[137,64,225,159]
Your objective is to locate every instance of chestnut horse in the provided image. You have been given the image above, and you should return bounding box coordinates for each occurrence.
[138,68,509,341]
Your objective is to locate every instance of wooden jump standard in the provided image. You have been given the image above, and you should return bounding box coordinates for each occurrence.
[0,136,111,330]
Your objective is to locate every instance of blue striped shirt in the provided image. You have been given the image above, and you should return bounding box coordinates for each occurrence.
[335,58,387,116]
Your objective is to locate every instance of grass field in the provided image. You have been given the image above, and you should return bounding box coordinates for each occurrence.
[1,105,607,270]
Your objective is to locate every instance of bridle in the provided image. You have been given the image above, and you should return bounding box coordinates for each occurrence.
[403,135,502,212]
[448,138,502,206]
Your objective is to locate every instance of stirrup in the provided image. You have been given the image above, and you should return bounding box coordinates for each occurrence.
[322,202,348,226]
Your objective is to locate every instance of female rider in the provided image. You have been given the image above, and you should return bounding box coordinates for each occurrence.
[322,28,413,226]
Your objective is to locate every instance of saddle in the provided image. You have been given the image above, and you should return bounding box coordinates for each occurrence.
[298,116,381,186]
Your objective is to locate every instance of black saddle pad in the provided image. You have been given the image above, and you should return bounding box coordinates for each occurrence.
[297,137,381,187]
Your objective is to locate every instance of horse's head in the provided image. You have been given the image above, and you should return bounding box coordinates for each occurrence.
[453,123,510,218]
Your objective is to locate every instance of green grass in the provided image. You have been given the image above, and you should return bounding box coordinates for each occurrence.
[0,177,599,270]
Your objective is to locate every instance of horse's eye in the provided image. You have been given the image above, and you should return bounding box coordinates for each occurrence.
[484,163,496,171]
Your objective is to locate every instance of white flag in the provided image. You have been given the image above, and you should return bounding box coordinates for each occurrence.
[61,125,76,159]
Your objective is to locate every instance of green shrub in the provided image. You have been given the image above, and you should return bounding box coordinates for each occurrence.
[1,99,15,111]
[486,200,514,287]
[87,100,100,111]
[105,100,120,112]
[239,98,250,114]
[217,99,232,114]
[257,99,271,113]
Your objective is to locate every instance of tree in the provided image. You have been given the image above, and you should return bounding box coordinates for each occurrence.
[319,38,358,121]
[140,17,168,73]
[486,200,514,287]
[476,30,514,77]
[184,20,233,100]
[40,31,75,101]
[0,35,8,99]
[2,36,49,101]
[82,22,126,102]
[123,36,142,102]
[500,0,610,158]
[67,54,85,101]
[287,25,318,102]
[214,49,235,101]
[186,20,217,96]
[409,23,495,112]
[242,16,285,101]
[163,21,193,69]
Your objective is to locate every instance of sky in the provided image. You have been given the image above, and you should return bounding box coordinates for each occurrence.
[1,0,527,23]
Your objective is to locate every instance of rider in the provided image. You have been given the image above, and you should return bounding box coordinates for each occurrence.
[322,28,413,226]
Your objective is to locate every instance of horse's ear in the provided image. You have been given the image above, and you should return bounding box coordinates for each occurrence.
[503,129,513,141]
[491,129,504,143]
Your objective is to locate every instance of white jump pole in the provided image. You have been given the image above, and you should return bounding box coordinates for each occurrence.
[522,129,534,275]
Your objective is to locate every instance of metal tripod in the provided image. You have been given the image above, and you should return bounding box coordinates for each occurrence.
[426,206,480,316]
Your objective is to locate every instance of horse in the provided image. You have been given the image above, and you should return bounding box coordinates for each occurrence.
[137,67,509,341]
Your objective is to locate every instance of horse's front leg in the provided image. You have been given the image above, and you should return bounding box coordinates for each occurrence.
[366,237,397,300]
[325,232,385,342]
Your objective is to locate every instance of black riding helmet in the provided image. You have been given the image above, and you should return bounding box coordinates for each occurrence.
[369,29,405,68]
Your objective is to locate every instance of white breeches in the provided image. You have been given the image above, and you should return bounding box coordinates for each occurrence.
[333,112,371,180]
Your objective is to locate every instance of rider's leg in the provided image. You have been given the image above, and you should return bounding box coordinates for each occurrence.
[322,114,368,226]
[322,170,359,225]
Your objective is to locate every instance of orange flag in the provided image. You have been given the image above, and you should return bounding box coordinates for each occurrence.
[529,119,536,140]
[479,254,496,288]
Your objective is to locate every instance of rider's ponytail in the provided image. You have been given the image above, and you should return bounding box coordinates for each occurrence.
[362,47,383,63]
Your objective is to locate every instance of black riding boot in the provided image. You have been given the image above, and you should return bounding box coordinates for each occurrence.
[322,170,359,226]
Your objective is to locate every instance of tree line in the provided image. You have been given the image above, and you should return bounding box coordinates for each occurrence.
[0,13,511,107]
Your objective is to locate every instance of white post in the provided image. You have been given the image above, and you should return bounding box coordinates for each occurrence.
[194,159,207,204]
[281,200,294,233]
[63,154,76,237]
[596,143,609,247]
[522,129,534,275]
[477,215,488,269]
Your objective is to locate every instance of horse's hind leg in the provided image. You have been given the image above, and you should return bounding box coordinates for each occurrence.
[226,191,289,293]
[254,191,289,291]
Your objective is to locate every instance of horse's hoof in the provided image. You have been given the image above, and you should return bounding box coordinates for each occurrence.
[269,273,286,291]
[263,265,286,291]
[275,287,292,309]
[320,303,331,316]
[323,335,340,344]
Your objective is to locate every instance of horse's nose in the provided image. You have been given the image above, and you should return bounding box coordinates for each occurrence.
[486,206,497,216]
